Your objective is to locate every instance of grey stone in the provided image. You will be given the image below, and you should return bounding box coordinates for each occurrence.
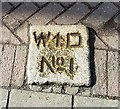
[65,86,79,95]
[108,51,119,97]
[2,2,12,16]
[55,3,90,24]
[0,88,8,108]
[74,96,119,107]
[92,50,107,95]
[27,25,91,87]
[11,45,27,87]
[9,89,72,107]
[52,85,62,93]
[0,45,15,87]
[1,24,20,44]
[28,3,63,25]
[83,3,119,28]
[98,28,119,50]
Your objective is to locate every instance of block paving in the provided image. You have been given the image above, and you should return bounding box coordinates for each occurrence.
[0,1,120,108]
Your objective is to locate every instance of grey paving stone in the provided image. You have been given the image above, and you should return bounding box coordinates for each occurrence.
[3,2,38,30]
[108,51,119,97]
[94,35,108,49]
[10,2,21,7]
[65,86,79,95]
[1,24,20,44]
[74,96,119,107]
[55,3,90,24]
[88,2,99,7]
[0,45,15,87]
[60,2,73,7]
[2,2,12,16]
[9,89,72,107]
[83,3,119,28]
[97,28,119,50]
[16,21,29,44]
[0,88,8,108]
[11,45,27,87]
[92,50,107,96]
[28,3,63,25]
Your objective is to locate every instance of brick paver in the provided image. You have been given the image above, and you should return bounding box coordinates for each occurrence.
[83,3,119,28]
[9,89,72,107]
[74,96,119,107]
[55,3,90,24]
[28,3,63,25]
[0,88,8,108]
[11,45,27,87]
[108,51,119,97]
[92,50,107,96]
[0,45,16,87]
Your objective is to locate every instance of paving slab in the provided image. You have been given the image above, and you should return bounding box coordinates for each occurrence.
[92,50,107,96]
[9,89,72,107]
[11,45,27,87]
[108,51,119,97]
[27,25,91,87]
[0,45,15,87]
[74,96,119,107]
[0,88,8,108]
[55,3,90,24]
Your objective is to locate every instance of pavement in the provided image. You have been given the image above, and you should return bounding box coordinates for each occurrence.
[0,1,120,108]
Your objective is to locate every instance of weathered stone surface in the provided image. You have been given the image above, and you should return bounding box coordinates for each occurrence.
[55,3,89,24]
[28,3,63,25]
[9,89,72,107]
[11,45,27,87]
[108,51,119,97]
[2,2,12,16]
[74,96,119,107]
[1,24,20,44]
[83,3,119,28]
[0,45,15,87]
[98,28,119,50]
[0,88,8,108]
[92,50,107,95]
[65,86,79,95]
[16,22,29,44]
[52,85,62,93]
[27,25,91,87]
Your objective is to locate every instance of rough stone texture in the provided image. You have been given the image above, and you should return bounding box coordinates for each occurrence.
[28,3,63,25]
[55,3,90,24]
[0,45,15,87]
[65,86,79,95]
[83,3,119,28]
[27,25,91,86]
[0,88,8,108]
[94,35,108,49]
[88,2,99,7]
[74,96,119,107]
[1,24,20,44]
[108,51,119,97]
[2,2,12,16]
[11,45,27,87]
[52,85,62,93]
[92,50,107,96]
[77,87,91,96]
[16,22,29,44]
[97,28,119,50]
[3,3,38,30]
[9,89,72,107]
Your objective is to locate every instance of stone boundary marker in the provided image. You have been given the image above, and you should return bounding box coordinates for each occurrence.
[27,25,92,88]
